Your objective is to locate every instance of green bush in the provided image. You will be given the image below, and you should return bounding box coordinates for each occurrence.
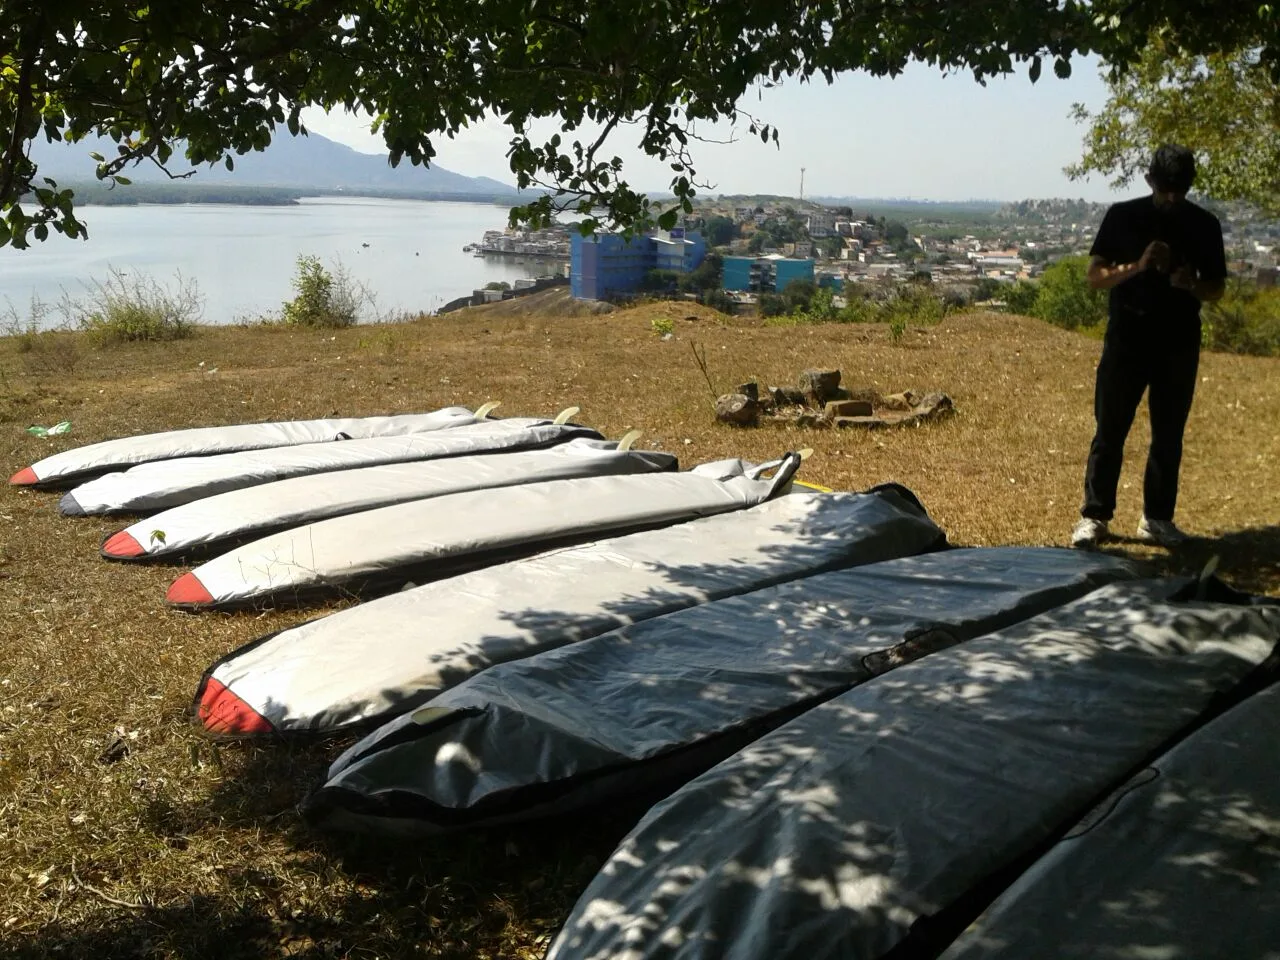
[68,268,200,343]
[1003,279,1040,315]
[1203,282,1280,356]
[972,277,1004,302]
[2,297,81,373]
[699,288,736,314]
[792,286,839,322]
[1030,255,1107,330]
[839,286,948,328]
[642,269,680,293]
[758,293,787,317]
[280,255,358,328]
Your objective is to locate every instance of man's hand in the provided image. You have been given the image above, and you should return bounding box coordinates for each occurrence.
[1169,264,1198,291]
[1138,240,1171,273]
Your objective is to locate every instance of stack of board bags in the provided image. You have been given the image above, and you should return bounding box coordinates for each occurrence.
[14,409,1280,957]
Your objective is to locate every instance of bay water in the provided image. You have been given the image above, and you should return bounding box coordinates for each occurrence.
[0,197,557,330]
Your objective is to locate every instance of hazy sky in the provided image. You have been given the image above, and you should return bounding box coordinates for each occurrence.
[302,55,1142,204]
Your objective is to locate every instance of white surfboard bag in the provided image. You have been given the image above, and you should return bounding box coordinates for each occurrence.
[167,453,805,610]
[104,438,675,561]
[63,417,602,516]
[192,485,945,737]
[11,407,483,488]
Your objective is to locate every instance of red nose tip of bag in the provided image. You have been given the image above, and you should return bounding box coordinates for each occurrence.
[196,677,274,736]
[167,572,214,607]
[102,530,145,559]
[9,467,37,485]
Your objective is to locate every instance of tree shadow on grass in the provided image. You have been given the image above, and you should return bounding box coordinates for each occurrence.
[7,740,634,960]
[0,895,274,960]
[1100,524,1280,598]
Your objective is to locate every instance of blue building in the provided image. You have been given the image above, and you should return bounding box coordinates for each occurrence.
[570,230,707,300]
[722,255,815,293]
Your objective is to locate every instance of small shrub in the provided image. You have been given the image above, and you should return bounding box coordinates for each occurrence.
[699,289,736,315]
[1203,281,1280,356]
[651,316,675,337]
[887,312,908,344]
[65,269,200,343]
[280,255,359,328]
[758,293,787,317]
[1030,255,1107,330]
[1003,280,1040,315]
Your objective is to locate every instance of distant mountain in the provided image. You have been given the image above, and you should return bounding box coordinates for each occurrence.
[30,131,516,197]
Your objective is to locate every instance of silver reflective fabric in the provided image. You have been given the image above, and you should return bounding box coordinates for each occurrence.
[306,548,1142,836]
[939,680,1280,960]
[64,418,601,515]
[548,581,1280,960]
[195,487,943,737]
[171,455,803,609]
[107,439,672,560]
[19,407,479,487]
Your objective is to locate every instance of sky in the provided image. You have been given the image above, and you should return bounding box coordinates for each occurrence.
[301,55,1140,205]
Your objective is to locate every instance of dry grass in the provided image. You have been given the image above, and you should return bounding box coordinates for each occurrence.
[1,305,1277,959]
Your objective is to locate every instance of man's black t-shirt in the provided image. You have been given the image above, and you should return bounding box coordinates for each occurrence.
[1089,196,1227,350]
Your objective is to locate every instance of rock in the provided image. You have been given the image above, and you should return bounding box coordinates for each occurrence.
[834,416,884,429]
[771,386,807,408]
[734,381,760,403]
[795,412,825,429]
[715,393,759,427]
[798,369,842,405]
[834,391,955,429]
[845,386,882,406]
[913,392,954,420]
[879,390,919,412]
[825,399,874,418]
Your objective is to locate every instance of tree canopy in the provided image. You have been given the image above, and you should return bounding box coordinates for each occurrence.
[1068,41,1280,216]
[3,0,1279,247]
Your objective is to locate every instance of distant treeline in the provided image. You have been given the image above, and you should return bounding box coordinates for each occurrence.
[27,181,525,208]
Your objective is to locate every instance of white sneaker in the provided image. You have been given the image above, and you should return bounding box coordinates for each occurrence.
[1136,516,1189,547]
[1072,517,1109,549]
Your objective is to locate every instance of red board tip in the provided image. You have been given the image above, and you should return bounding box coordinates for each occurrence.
[9,466,37,485]
[167,572,215,607]
[197,677,274,736]
[102,530,145,559]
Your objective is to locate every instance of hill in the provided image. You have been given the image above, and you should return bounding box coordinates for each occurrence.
[2,309,1277,958]
[30,130,516,197]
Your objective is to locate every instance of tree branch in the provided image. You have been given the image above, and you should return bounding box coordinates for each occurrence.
[1,10,44,207]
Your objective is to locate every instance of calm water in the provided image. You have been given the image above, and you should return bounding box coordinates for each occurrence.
[0,197,556,329]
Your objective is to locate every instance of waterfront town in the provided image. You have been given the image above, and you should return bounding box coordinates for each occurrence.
[464,195,1279,309]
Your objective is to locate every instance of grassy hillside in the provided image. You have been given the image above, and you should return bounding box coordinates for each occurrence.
[1,306,1277,958]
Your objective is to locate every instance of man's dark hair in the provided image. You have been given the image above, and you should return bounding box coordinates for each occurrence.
[1148,144,1197,194]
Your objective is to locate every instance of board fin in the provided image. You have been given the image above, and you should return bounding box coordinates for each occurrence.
[553,406,581,425]
[617,430,643,452]
[475,401,501,418]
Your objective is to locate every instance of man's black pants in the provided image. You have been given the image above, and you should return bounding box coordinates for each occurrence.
[1082,338,1200,523]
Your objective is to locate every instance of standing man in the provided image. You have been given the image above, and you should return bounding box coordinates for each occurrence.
[1072,144,1227,549]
